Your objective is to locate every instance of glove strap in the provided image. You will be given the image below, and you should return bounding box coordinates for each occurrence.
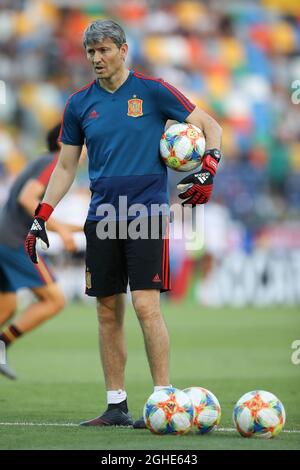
[202,148,221,176]
[35,202,54,221]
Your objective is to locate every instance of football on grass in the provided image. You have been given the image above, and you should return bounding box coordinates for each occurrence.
[233,390,286,438]
[183,386,221,434]
[143,387,194,435]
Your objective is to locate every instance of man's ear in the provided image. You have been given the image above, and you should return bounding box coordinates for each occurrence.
[120,43,128,61]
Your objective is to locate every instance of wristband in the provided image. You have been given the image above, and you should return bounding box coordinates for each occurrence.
[35,202,54,221]
[202,148,221,176]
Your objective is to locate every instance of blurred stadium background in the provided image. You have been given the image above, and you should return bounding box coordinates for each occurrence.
[1,0,300,451]
[1,0,300,307]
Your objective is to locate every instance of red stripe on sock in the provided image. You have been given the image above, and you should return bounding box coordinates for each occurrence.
[1,332,10,344]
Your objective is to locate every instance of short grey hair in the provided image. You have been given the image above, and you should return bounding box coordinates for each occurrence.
[83,20,126,49]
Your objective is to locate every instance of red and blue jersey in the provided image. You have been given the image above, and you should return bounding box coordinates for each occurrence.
[59,70,195,220]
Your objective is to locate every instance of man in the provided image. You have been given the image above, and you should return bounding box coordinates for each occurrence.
[0,124,78,380]
[25,20,222,427]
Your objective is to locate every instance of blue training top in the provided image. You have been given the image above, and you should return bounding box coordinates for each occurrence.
[59,70,195,220]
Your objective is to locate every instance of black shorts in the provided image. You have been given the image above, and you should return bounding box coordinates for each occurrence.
[84,217,171,297]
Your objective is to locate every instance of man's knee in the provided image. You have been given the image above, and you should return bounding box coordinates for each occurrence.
[51,291,65,314]
[33,284,65,317]
[97,295,117,313]
[44,291,65,318]
[132,295,160,322]
[97,295,125,327]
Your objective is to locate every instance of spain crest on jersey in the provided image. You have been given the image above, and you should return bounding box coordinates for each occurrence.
[127,96,143,117]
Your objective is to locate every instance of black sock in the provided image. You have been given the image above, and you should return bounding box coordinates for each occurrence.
[107,399,128,413]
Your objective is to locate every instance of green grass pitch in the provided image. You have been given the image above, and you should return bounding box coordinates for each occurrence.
[0,300,299,450]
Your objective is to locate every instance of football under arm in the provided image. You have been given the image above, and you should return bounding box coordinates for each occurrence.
[185,107,222,150]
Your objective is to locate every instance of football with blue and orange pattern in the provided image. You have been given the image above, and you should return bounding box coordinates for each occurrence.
[143,387,194,435]
[233,390,286,438]
[183,387,221,434]
[160,123,205,172]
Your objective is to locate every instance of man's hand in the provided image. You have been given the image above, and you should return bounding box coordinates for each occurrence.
[25,203,53,264]
[25,218,49,264]
[177,149,221,206]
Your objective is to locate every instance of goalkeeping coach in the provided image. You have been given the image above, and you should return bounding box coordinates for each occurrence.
[25,19,222,427]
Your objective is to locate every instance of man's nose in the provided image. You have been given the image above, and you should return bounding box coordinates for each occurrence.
[94,50,103,62]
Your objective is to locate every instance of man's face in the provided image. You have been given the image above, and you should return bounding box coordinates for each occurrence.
[86,38,128,79]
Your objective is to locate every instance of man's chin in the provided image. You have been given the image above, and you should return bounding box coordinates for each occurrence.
[95,70,108,78]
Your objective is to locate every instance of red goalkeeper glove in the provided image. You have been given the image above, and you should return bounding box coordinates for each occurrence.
[25,203,53,264]
[177,148,221,206]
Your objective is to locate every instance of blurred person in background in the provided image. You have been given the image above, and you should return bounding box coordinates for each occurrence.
[0,124,79,380]
[24,19,222,428]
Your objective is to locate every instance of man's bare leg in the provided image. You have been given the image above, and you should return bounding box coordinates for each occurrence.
[13,283,65,332]
[131,289,171,428]
[96,293,127,390]
[132,289,170,386]
[80,293,133,426]
[0,284,64,380]
[0,292,17,328]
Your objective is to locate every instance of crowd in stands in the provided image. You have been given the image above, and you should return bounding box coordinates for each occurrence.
[1,0,300,233]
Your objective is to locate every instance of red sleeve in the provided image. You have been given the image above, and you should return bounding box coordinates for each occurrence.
[37,155,58,187]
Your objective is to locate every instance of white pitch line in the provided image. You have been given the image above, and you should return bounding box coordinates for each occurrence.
[0,422,78,427]
[0,423,299,433]
[217,427,300,434]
